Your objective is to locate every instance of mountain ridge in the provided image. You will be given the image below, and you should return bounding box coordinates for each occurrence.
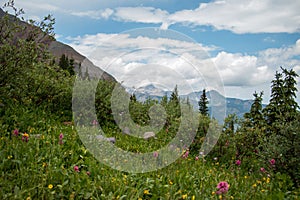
[0,8,116,82]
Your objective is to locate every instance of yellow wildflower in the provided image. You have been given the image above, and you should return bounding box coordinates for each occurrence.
[252,183,257,188]
[48,184,53,189]
[261,189,265,192]
[212,191,215,195]
[219,195,222,199]
[7,155,12,159]
[138,198,142,200]
[42,162,47,168]
[244,176,248,179]
[169,180,173,185]
[26,197,31,200]
[256,180,262,184]
[23,133,29,138]
[182,194,187,199]
[144,190,150,195]
[192,195,195,200]
[266,178,270,183]
[230,196,234,199]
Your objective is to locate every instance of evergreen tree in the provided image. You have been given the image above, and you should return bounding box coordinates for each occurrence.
[199,89,209,116]
[281,67,299,122]
[130,93,137,103]
[244,91,264,129]
[58,54,69,71]
[68,58,75,76]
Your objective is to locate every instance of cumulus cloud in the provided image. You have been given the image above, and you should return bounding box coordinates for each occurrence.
[67,32,300,102]
[168,0,300,33]
[9,0,300,34]
[71,8,113,20]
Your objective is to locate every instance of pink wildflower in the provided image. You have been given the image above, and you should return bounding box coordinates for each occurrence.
[269,159,275,165]
[74,165,80,172]
[92,120,98,126]
[153,151,159,158]
[216,181,229,194]
[182,150,189,159]
[195,156,199,161]
[13,129,19,136]
[260,167,265,172]
[59,133,64,145]
[86,171,91,176]
[235,160,241,166]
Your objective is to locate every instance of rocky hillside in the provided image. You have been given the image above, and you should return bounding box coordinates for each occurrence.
[0,8,115,81]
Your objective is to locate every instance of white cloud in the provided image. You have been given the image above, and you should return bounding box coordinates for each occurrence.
[114,7,168,23]
[67,33,300,101]
[9,0,300,33]
[71,8,113,20]
[213,51,273,86]
[168,0,300,33]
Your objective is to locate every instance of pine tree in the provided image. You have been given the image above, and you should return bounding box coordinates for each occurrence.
[244,91,264,129]
[68,58,75,76]
[198,89,209,116]
[58,54,69,71]
[281,67,299,122]
[263,71,284,126]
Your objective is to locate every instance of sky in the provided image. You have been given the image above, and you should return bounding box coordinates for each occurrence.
[2,0,300,103]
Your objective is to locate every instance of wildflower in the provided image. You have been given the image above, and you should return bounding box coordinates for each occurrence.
[216,181,229,194]
[182,194,188,199]
[153,151,159,158]
[13,129,19,136]
[48,184,53,189]
[22,133,29,142]
[212,191,215,195]
[92,119,98,126]
[214,157,218,161]
[169,180,173,185]
[235,160,241,166]
[26,197,31,200]
[260,167,265,172]
[42,162,47,168]
[195,156,199,161]
[269,159,275,165]
[86,171,91,176]
[252,183,257,188]
[144,190,150,195]
[219,195,222,199]
[266,177,270,183]
[7,155,12,159]
[182,150,189,158]
[192,195,195,200]
[256,180,262,184]
[59,133,64,145]
[244,176,248,179]
[138,198,142,200]
[74,165,80,172]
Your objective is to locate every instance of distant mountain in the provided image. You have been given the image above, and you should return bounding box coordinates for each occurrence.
[129,84,260,121]
[0,8,115,81]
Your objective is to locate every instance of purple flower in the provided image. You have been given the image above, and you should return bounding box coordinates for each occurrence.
[153,151,159,158]
[13,129,19,136]
[86,171,91,176]
[235,160,241,166]
[216,181,229,194]
[195,156,199,161]
[260,167,266,172]
[269,159,275,165]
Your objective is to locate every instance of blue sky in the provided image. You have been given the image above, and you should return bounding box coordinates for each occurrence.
[2,0,300,103]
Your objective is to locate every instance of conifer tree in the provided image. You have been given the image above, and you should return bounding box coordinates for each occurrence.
[198,89,209,116]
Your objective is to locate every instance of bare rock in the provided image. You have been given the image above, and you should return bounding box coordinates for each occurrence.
[143,132,155,140]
